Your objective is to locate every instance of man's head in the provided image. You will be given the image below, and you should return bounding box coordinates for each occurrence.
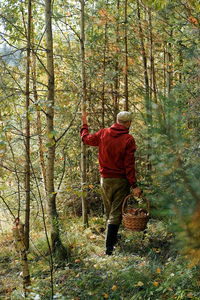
[117,111,132,128]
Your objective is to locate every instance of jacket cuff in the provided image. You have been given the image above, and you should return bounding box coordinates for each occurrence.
[80,124,88,135]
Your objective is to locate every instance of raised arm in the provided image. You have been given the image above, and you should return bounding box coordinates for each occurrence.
[80,112,102,146]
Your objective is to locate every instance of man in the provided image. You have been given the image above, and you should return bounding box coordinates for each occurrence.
[81,111,141,255]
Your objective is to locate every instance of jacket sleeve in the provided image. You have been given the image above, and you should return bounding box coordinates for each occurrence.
[124,137,137,188]
[80,124,102,146]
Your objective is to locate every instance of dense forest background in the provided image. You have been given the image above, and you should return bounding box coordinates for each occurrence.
[0,0,200,299]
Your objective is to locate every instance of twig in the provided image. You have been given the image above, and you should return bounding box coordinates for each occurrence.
[56,98,81,144]
[0,195,15,219]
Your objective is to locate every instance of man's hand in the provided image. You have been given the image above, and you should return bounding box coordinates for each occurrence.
[132,187,142,198]
[82,112,88,125]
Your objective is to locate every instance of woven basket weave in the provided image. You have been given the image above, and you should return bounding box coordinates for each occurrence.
[122,194,150,232]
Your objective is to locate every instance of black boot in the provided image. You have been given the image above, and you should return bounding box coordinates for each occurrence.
[105,224,119,255]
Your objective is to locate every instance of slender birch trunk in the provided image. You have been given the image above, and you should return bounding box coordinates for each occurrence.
[45,0,64,253]
[137,1,149,101]
[24,0,31,251]
[102,1,108,128]
[32,43,47,195]
[80,0,88,226]
[137,1,152,172]
[148,5,166,127]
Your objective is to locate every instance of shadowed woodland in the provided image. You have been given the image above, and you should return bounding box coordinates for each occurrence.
[0,0,200,299]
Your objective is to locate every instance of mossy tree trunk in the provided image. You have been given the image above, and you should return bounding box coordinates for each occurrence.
[13,220,31,289]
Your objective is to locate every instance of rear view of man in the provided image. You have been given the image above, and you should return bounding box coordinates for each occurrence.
[81,111,141,255]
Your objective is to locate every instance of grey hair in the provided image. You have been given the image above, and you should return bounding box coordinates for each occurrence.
[117,111,132,123]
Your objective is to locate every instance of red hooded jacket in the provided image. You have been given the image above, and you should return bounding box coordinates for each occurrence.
[81,123,137,188]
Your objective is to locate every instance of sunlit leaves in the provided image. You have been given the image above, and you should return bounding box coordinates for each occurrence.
[143,0,167,10]
[188,0,200,13]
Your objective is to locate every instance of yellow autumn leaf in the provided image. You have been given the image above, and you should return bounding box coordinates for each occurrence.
[153,281,159,286]
[186,293,193,299]
[99,9,107,17]
[90,234,97,240]
[156,268,161,274]
[112,285,117,291]
[134,281,144,287]
[153,248,161,253]
[104,293,109,299]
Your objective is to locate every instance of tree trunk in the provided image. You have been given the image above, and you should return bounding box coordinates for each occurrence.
[13,220,31,288]
[32,41,47,195]
[148,6,157,102]
[24,0,31,251]
[124,0,129,111]
[137,1,149,101]
[166,30,173,96]
[114,0,120,121]
[163,44,167,97]
[137,1,152,173]
[178,42,183,84]
[80,0,88,226]
[102,1,108,128]
[45,0,63,253]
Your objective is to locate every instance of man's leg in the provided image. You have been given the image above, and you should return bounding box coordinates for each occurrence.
[101,178,130,255]
[105,224,119,255]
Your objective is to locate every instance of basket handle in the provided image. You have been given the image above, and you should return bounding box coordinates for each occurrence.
[122,194,150,215]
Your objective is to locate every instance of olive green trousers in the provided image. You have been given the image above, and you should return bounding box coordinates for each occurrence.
[100,177,130,225]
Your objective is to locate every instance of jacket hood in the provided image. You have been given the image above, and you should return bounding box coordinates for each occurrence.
[108,123,129,137]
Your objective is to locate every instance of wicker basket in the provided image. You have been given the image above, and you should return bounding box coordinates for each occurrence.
[122,194,150,232]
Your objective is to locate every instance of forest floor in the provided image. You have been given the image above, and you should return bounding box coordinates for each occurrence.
[0,217,200,300]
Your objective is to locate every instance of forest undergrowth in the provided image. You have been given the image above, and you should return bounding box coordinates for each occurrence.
[0,216,200,300]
